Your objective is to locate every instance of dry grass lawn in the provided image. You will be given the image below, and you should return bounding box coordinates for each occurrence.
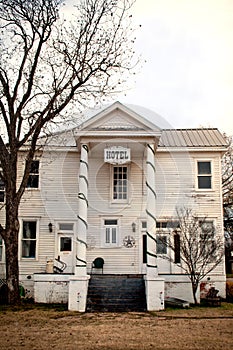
[0,303,233,350]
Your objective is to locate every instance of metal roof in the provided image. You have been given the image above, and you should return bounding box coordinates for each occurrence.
[159,128,227,148]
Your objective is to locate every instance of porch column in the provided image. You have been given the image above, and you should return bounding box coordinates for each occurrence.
[69,143,90,312]
[75,143,89,276]
[146,143,157,277]
[144,143,164,311]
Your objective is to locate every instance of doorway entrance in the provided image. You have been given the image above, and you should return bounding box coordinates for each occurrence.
[56,222,75,273]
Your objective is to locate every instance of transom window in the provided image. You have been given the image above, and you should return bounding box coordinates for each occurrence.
[103,219,118,246]
[156,221,167,229]
[113,166,128,200]
[27,160,39,188]
[59,223,74,231]
[21,220,37,258]
[197,161,212,189]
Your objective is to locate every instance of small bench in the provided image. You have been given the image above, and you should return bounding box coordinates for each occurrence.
[202,287,221,306]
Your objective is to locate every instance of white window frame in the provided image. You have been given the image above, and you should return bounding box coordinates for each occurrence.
[26,159,40,189]
[155,220,172,256]
[56,222,75,253]
[101,218,120,248]
[196,159,213,191]
[199,219,217,261]
[20,219,39,260]
[111,165,129,204]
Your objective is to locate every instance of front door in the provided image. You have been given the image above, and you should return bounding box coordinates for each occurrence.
[56,222,75,274]
[57,234,74,273]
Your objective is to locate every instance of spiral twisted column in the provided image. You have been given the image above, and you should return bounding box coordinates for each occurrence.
[146,143,158,278]
[75,143,89,276]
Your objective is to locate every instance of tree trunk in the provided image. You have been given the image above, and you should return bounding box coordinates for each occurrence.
[5,230,20,304]
[4,202,20,305]
[191,281,198,305]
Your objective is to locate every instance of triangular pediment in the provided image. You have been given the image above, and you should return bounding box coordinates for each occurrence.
[77,101,162,133]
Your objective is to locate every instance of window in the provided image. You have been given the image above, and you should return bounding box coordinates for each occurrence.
[0,236,3,261]
[0,178,5,202]
[199,220,216,260]
[59,223,74,231]
[60,237,72,252]
[156,235,167,254]
[197,161,212,189]
[174,233,181,263]
[103,219,118,246]
[141,221,147,230]
[156,221,167,229]
[22,221,37,258]
[113,166,128,200]
[199,220,215,238]
[27,160,39,188]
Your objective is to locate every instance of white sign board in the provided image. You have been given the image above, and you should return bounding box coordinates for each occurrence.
[104,147,131,164]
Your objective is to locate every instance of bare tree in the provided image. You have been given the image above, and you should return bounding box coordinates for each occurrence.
[222,135,233,273]
[0,0,137,304]
[159,207,224,304]
[222,135,233,210]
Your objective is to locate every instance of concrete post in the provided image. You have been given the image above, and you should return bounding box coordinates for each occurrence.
[145,143,165,310]
[76,143,89,276]
[69,143,89,312]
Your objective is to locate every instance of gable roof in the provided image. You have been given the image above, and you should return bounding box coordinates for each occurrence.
[159,128,227,149]
[43,102,228,151]
[76,101,162,134]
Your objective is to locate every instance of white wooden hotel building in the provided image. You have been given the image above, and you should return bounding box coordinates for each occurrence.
[0,102,227,311]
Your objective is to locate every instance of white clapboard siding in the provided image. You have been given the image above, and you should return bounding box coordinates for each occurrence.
[17,149,80,275]
[0,132,225,278]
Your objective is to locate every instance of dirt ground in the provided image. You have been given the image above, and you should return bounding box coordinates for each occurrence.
[0,303,233,350]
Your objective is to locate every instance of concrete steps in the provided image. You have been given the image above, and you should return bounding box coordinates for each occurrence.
[86,274,147,312]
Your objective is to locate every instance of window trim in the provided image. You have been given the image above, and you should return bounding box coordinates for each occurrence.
[101,217,121,248]
[20,218,39,260]
[26,159,40,190]
[196,159,213,191]
[199,219,217,262]
[55,221,75,262]
[110,165,130,204]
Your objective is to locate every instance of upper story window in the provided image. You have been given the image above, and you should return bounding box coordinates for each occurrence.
[197,161,212,189]
[113,166,128,201]
[21,220,37,258]
[0,178,5,202]
[27,160,39,188]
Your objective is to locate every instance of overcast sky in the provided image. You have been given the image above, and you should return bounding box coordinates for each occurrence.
[119,0,233,135]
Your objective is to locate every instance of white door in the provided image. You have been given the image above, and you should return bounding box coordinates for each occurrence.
[57,234,74,273]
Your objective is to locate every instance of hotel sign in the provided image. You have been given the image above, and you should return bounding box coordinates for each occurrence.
[104,146,131,164]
